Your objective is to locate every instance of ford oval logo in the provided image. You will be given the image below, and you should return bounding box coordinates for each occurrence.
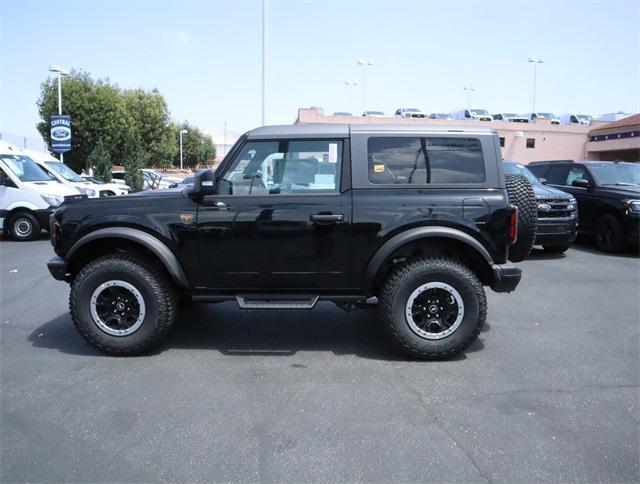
[51,127,71,141]
[538,203,552,212]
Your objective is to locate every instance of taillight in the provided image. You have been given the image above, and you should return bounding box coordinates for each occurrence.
[50,220,60,246]
[509,206,518,244]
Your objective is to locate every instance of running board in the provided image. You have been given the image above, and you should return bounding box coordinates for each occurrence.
[236,295,319,309]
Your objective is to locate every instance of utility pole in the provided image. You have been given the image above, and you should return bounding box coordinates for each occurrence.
[262,0,268,126]
[528,57,544,113]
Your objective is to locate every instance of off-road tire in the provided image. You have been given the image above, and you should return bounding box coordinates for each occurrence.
[542,243,571,254]
[505,174,537,262]
[380,257,486,359]
[70,252,177,355]
[594,214,625,253]
[8,211,40,241]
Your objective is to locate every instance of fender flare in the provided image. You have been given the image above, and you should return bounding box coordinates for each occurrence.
[68,227,189,288]
[364,226,494,290]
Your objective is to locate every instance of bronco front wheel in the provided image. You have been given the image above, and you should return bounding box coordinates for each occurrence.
[380,257,486,359]
[70,253,177,355]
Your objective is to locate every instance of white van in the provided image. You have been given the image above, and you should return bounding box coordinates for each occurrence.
[0,145,79,241]
[559,114,593,126]
[524,112,560,125]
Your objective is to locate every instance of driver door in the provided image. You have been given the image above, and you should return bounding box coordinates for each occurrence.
[195,138,352,291]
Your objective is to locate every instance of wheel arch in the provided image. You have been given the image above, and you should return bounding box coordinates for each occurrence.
[67,227,189,288]
[364,226,495,293]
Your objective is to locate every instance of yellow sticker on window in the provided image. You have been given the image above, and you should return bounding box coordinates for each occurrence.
[373,163,385,173]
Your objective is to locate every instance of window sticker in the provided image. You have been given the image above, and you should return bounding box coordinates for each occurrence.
[374,163,385,173]
[328,143,338,163]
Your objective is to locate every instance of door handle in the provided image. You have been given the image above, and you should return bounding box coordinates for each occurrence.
[214,201,229,210]
[310,213,344,224]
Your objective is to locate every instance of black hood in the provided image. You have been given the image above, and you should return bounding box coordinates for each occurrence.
[532,183,572,200]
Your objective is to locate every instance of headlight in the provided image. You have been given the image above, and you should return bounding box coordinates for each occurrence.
[624,199,640,213]
[567,198,577,211]
[79,187,96,197]
[41,194,63,207]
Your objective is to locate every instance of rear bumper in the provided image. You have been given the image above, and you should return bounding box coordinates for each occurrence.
[47,256,69,281]
[490,264,522,293]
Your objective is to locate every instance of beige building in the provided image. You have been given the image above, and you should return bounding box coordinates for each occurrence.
[586,114,640,162]
[295,108,639,164]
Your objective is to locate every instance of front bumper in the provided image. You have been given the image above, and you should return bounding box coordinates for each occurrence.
[624,212,640,245]
[535,216,578,246]
[490,264,522,293]
[47,256,69,281]
[35,208,56,231]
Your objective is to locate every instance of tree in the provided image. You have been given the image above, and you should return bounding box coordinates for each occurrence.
[37,70,127,173]
[173,122,216,168]
[88,140,112,182]
[122,128,147,191]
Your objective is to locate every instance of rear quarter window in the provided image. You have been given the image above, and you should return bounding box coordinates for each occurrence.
[368,136,486,185]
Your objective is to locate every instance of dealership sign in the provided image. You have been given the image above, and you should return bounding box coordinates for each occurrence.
[50,115,72,153]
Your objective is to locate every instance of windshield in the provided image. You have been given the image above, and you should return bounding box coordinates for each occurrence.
[470,109,489,116]
[503,113,518,118]
[503,161,541,185]
[589,163,640,186]
[576,115,593,122]
[537,113,555,118]
[367,111,384,115]
[1,155,57,182]
[182,176,194,185]
[405,108,420,112]
[87,177,106,184]
[46,161,84,182]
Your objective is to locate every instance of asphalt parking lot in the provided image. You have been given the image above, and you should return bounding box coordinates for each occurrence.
[1,237,638,482]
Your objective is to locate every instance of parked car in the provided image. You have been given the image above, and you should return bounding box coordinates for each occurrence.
[428,113,452,120]
[394,108,426,119]
[362,111,386,117]
[493,113,529,123]
[451,109,493,121]
[528,160,640,252]
[168,175,195,189]
[80,175,131,196]
[559,114,593,126]
[48,124,535,358]
[0,147,79,241]
[333,112,352,116]
[595,112,631,122]
[112,169,173,190]
[525,112,560,125]
[503,160,577,253]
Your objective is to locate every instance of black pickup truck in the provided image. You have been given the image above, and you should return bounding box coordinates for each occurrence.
[47,124,533,358]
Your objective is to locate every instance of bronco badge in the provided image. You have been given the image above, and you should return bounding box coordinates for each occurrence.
[180,213,193,224]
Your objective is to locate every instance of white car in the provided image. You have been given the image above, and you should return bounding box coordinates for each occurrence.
[362,111,386,118]
[394,108,426,119]
[451,109,493,121]
[80,175,131,196]
[492,113,529,123]
[0,147,79,241]
[524,112,560,125]
[559,114,593,126]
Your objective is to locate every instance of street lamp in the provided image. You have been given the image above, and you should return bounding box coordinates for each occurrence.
[49,65,69,161]
[463,86,475,110]
[345,80,359,114]
[179,129,188,170]
[528,57,544,114]
[356,59,374,113]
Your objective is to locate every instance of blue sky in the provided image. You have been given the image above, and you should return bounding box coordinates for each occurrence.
[1,0,639,143]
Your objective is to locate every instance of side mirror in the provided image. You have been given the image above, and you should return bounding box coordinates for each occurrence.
[192,169,218,197]
[571,178,590,188]
[539,177,548,185]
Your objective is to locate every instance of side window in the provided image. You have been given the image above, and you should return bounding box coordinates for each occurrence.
[368,137,485,185]
[545,166,570,185]
[565,166,589,186]
[528,165,547,178]
[221,139,342,195]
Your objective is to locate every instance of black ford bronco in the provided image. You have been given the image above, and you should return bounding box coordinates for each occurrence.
[48,124,533,358]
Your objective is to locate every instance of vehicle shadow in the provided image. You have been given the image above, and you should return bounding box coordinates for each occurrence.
[570,238,640,258]
[29,302,488,361]
[527,247,568,261]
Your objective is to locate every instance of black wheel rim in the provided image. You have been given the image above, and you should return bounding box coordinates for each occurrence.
[90,280,146,336]
[405,283,464,340]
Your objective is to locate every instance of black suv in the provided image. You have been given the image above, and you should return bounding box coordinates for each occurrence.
[504,160,578,253]
[529,160,640,252]
[47,124,529,358]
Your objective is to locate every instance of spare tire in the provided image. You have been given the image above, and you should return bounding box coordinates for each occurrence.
[505,174,537,262]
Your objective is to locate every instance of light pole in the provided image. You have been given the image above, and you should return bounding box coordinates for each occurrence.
[262,0,268,126]
[463,86,475,110]
[345,80,359,114]
[49,65,69,162]
[179,129,188,170]
[528,57,544,114]
[356,59,373,114]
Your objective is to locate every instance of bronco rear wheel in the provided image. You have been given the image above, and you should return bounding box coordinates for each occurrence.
[380,257,486,359]
[70,252,177,355]
[505,174,537,262]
